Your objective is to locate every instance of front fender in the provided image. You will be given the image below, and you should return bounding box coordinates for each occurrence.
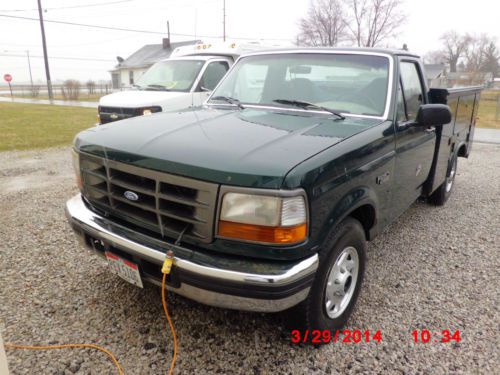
[316,185,379,246]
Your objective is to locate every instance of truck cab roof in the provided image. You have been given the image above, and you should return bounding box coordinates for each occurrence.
[158,55,231,63]
[242,47,421,59]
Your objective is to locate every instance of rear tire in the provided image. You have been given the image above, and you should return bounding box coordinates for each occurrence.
[429,153,458,206]
[285,217,366,341]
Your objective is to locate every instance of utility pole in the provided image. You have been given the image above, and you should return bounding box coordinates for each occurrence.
[167,20,170,40]
[26,50,34,90]
[37,0,53,99]
[222,0,226,42]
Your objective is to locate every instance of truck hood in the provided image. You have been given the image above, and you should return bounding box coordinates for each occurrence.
[76,108,383,188]
[99,90,188,108]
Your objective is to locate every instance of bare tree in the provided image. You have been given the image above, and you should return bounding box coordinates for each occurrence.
[424,50,447,65]
[86,80,96,95]
[465,34,490,73]
[440,31,471,73]
[297,0,346,46]
[481,41,499,77]
[344,0,405,47]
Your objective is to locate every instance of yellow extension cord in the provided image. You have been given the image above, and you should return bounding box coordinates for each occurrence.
[5,253,178,375]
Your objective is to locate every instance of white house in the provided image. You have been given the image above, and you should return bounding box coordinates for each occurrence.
[110,38,201,89]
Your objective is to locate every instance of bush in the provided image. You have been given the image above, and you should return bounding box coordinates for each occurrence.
[30,85,40,97]
[61,79,81,100]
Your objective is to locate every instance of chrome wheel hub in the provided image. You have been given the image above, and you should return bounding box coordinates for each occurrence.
[324,246,359,319]
[446,160,457,193]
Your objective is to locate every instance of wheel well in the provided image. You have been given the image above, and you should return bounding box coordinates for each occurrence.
[457,144,467,157]
[348,204,376,240]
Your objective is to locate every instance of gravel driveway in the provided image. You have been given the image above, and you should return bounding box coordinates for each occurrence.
[1,144,499,375]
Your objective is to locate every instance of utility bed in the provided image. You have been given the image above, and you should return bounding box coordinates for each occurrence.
[426,87,482,194]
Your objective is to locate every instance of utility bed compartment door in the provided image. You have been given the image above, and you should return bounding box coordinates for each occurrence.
[426,87,482,194]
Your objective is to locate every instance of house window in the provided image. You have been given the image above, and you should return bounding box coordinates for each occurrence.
[129,71,134,85]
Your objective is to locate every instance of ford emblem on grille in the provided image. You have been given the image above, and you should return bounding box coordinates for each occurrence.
[124,190,139,201]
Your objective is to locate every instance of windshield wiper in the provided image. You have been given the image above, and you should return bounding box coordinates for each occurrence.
[211,95,245,109]
[272,99,345,119]
[145,84,170,91]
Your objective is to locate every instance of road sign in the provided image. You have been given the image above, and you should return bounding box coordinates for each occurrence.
[4,74,12,83]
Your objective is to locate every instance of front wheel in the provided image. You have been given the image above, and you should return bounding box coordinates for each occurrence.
[286,218,366,338]
[429,153,458,206]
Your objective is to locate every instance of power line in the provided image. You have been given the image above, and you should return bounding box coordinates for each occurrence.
[0,0,135,13]
[0,53,114,62]
[0,14,167,35]
[0,13,292,41]
[2,35,139,48]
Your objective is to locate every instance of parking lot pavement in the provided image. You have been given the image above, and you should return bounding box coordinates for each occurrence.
[0,144,499,374]
[474,128,500,144]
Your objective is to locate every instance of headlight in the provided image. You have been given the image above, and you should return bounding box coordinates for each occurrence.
[218,192,307,244]
[141,106,162,116]
[72,148,83,190]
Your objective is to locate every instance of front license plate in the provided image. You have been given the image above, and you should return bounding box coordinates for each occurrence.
[105,251,143,288]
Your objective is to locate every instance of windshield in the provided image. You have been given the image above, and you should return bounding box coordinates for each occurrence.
[209,53,391,117]
[136,59,205,92]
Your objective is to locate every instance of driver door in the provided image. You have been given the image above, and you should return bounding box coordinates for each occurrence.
[391,59,437,216]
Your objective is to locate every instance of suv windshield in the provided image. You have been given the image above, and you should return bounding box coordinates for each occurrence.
[136,59,205,92]
[209,53,390,117]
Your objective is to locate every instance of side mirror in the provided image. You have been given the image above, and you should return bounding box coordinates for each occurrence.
[416,104,452,127]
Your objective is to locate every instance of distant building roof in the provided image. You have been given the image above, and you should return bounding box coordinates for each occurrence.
[424,64,446,80]
[113,39,202,70]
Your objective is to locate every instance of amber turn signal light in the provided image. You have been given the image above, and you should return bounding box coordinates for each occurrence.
[218,221,307,244]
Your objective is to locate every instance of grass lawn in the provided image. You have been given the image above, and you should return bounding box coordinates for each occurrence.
[0,93,104,102]
[477,91,500,129]
[0,102,96,151]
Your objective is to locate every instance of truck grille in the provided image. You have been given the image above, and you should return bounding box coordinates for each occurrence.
[98,106,161,124]
[98,106,136,124]
[79,152,218,243]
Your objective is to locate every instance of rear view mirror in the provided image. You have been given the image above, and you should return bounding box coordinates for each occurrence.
[416,104,452,127]
[290,65,312,74]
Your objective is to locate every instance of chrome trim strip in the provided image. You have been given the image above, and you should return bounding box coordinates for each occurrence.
[83,242,309,312]
[65,194,318,287]
[205,49,394,120]
[206,103,387,120]
[147,278,311,313]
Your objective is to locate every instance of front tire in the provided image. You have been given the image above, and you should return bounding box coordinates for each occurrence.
[286,218,366,338]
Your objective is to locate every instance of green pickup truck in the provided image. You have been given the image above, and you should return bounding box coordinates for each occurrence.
[66,48,481,333]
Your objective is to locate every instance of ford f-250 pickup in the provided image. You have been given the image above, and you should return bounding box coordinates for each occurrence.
[66,48,481,334]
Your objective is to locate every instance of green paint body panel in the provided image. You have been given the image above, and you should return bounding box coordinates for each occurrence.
[76,108,381,189]
[74,50,480,261]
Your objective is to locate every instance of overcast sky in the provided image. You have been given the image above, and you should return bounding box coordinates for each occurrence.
[1,0,499,84]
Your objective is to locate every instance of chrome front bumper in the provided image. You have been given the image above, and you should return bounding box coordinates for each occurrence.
[65,194,318,312]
